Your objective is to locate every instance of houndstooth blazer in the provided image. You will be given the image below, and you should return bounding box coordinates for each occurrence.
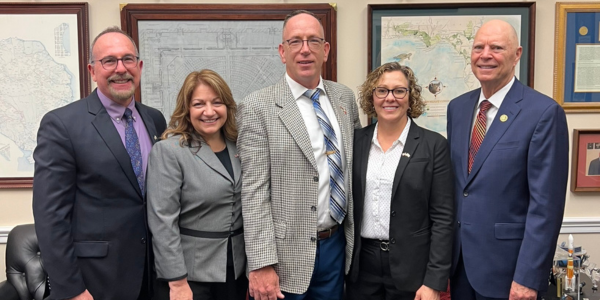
[237,77,361,294]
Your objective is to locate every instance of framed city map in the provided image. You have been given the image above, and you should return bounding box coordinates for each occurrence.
[368,3,535,136]
[121,3,337,124]
[0,3,90,188]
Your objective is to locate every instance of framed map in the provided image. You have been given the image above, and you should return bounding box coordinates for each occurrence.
[121,3,337,123]
[368,3,535,136]
[0,3,90,188]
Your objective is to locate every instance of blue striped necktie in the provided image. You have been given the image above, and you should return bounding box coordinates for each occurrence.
[304,88,347,224]
[123,108,144,195]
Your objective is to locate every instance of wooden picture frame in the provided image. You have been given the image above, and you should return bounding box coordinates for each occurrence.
[571,129,600,192]
[0,2,90,188]
[368,3,535,131]
[121,3,337,123]
[554,2,600,113]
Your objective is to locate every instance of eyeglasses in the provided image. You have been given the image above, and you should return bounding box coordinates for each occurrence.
[91,55,139,71]
[373,87,409,99]
[284,38,325,52]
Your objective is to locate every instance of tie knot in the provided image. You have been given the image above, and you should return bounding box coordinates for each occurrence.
[479,100,492,113]
[123,108,133,120]
[304,88,321,101]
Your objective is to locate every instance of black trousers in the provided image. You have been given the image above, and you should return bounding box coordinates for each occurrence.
[346,238,415,300]
[154,239,248,300]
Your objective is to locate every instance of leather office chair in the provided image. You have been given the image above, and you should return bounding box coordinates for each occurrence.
[0,224,48,300]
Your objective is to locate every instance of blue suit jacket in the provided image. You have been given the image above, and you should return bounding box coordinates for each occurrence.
[447,79,568,298]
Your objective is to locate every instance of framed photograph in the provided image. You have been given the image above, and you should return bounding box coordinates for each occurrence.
[0,3,90,188]
[368,3,535,134]
[571,129,600,192]
[554,3,600,113]
[121,3,337,123]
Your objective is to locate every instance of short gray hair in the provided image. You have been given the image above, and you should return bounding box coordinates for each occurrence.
[89,26,139,63]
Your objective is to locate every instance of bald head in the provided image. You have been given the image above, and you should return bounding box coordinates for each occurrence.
[471,19,523,98]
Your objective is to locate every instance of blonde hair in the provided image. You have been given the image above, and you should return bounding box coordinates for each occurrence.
[358,62,425,119]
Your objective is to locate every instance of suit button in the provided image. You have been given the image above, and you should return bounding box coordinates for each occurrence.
[311,237,316,242]
[313,176,319,182]
[391,211,396,217]
[457,221,461,227]
[463,192,468,197]
[311,206,317,212]
[141,238,146,244]
[390,238,396,244]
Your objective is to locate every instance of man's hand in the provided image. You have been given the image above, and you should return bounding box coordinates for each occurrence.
[169,278,193,300]
[414,285,440,300]
[249,266,285,300]
[68,290,93,300]
[509,281,537,300]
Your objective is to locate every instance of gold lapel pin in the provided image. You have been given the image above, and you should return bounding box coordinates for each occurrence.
[500,114,508,122]
[154,135,158,140]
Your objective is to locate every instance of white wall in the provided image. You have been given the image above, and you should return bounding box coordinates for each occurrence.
[1,0,599,282]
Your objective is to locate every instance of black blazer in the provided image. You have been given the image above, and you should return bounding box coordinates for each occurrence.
[348,121,454,292]
[33,90,167,300]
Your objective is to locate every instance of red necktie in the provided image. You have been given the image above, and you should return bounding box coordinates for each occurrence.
[468,100,493,173]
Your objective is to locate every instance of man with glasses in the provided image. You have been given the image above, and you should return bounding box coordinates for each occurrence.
[237,10,361,300]
[33,27,166,300]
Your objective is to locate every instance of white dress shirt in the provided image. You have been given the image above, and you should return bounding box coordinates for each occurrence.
[285,73,345,230]
[361,119,411,240]
[471,76,515,136]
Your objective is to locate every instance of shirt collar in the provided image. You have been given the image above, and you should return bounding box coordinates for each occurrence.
[477,76,515,109]
[372,118,412,148]
[97,89,137,122]
[285,73,325,101]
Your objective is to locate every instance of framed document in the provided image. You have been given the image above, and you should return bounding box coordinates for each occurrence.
[571,129,600,192]
[554,2,600,112]
[0,3,90,188]
[368,3,535,134]
[121,3,337,123]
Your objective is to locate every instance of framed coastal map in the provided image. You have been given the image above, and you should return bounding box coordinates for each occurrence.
[368,3,535,136]
[121,3,337,124]
[0,3,90,188]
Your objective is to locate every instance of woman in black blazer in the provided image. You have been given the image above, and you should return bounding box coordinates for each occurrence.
[347,62,454,300]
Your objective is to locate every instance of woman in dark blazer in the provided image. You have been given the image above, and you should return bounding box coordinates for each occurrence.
[347,62,454,300]
[147,70,247,300]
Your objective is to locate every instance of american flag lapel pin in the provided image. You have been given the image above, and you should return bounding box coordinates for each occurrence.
[340,106,347,115]
[402,152,411,158]
[235,153,240,158]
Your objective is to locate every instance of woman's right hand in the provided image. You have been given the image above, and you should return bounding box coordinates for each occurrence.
[169,278,193,300]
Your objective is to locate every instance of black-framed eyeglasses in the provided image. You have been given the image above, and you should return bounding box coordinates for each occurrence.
[373,87,409,99]
[91,55,139,71]
[284,38,325,52]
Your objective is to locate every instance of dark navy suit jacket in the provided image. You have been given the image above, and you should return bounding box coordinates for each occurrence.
[33,89,166,299]
[447,79,568,298]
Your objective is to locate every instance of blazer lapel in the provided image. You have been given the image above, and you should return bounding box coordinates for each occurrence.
[391,121,421,201]
[227,140,241,185]
[356,125,374,226]
[276,78,318,171]
[136,102,160,145]
[88,91,142,197]
[467,80,523,184]
[194,141,234,183]
[456,90,480,182]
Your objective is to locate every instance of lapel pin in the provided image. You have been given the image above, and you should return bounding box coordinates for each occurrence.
[402,152,411,158]
[154,135,158,140]
[500,114,508,122]
[340,106,347,115]
[235,153,239,158]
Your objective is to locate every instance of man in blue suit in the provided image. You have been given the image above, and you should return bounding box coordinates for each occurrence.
[447,20,569,300]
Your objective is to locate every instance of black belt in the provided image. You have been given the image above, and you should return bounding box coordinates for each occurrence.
[180,227,243,239]
[362,238,390,252]
[317,224,339,240]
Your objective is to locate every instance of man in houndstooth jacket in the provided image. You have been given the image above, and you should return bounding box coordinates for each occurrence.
[237,10,361,300]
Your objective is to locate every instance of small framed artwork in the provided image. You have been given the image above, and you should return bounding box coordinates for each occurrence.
[571,129,600,192]
[368,3,535,133]
[121,3,337,124]
[554,3,600,113]
[0,3,90,188]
